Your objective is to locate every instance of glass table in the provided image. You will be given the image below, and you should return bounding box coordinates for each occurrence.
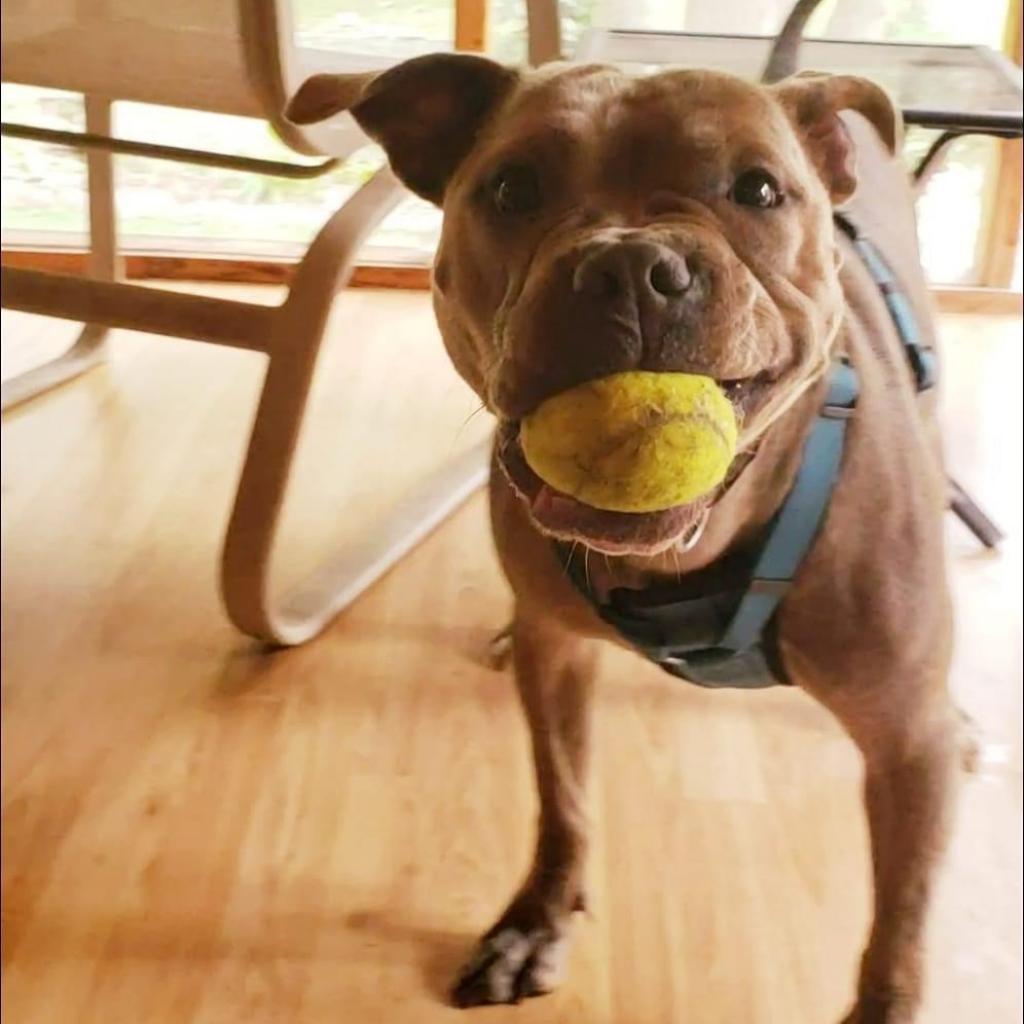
[576,31,1023,136]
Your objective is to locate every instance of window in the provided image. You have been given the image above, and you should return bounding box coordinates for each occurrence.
[2,0,1020,288]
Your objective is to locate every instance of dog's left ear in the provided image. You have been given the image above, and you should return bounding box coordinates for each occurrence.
[771,72,903,204]
[285,54,519,204]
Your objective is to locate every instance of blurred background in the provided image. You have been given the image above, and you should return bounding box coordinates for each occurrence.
[2,0,1021,290]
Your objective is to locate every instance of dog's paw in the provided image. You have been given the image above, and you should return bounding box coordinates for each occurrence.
[450,923,569,1007]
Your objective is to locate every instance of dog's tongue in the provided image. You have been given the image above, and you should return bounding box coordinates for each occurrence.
[531,482,627,536]
[504,437,709,552]
[530,482,653,533]
[528,476,707,541]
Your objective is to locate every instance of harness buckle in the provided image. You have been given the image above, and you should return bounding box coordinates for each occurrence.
[659,655,688,669]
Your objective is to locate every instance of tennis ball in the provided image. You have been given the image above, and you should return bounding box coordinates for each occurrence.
[520,371,737,513]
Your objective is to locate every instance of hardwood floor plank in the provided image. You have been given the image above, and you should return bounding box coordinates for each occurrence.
[2,291,1020,1023]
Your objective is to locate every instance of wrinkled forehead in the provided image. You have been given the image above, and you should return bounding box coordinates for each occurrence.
[483,65,803,188]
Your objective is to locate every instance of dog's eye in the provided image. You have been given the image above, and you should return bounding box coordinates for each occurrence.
[490,164,542,216]
[730,169,784,209]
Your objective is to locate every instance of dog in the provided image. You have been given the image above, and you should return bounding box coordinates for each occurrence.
[287,10,963,1022]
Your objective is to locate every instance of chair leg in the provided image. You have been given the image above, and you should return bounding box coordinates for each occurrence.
[1,323,110,410]
[82,96,123,283]
[219,169,490,645]
[949,477,1004,549]
[2,96,119,412]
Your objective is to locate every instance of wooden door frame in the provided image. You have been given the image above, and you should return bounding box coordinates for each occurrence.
[977,0,1022,288]
[455,0,489,51]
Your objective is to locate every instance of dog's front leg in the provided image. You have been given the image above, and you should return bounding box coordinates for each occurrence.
[827,684,961,1024]
[452,612,596,1007]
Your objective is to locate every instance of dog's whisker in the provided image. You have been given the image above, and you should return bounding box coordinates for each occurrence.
[561,540,579,579]
[451,402,489,448]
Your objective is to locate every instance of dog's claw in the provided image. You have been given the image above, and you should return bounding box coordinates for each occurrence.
[450,924,568,1008]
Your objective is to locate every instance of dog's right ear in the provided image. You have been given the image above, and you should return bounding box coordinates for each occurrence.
[286,54,519,205]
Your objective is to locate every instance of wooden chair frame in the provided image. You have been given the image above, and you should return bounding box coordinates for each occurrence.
[2,160,491,644]
[0,0,552,644]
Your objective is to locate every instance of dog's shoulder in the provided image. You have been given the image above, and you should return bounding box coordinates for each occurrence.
[838,112,939,361]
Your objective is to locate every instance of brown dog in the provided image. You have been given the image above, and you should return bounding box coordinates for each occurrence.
[288,40,962,1024]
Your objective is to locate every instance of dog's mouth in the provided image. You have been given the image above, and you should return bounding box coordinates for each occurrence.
[496,374,769,557]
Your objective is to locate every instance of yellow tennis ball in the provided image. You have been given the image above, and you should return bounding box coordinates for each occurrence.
[520,371,737,513]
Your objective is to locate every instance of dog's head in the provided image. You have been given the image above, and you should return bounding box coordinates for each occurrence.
[289,58,899,555]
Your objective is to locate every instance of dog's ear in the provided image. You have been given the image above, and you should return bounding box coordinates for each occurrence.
[771,72,903,203]
[286,54,519,204]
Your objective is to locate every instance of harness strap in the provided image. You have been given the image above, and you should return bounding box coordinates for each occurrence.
[559,361,857,687]
[834,212,936,390]
[716,362,858,653]
[556,213,934,690]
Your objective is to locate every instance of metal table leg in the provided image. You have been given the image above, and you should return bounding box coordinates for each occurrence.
[949,477,1004,548]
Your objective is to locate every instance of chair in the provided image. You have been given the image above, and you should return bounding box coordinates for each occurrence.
[0,0,560,645]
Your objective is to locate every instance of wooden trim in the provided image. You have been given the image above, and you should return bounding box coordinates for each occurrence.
[455,0,488,52]
[978,0,1023,288]
[0,249,431,290]
[348,264,431,290]
[1005,0,1023,62]
[6,252,1022,310]
[967,135,1005,286]
[931,286,1023,315]
[526,0,562,65]
[1,228,432,267]
[978,137,1024,288]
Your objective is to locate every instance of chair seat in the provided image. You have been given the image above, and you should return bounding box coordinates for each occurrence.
[0,1,401,158]
[3,20,259,117]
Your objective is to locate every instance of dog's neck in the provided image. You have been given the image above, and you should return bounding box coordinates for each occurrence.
[578,369,831,600]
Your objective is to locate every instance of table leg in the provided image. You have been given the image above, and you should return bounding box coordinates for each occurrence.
[949,477,1004,549]
[912,130,963,191]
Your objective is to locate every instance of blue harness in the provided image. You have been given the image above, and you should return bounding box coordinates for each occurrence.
[559,214,936,689]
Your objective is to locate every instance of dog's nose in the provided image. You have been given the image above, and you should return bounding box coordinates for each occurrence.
[572,241,691,301]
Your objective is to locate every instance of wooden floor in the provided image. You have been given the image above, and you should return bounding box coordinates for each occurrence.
[2,288,1021,1024]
